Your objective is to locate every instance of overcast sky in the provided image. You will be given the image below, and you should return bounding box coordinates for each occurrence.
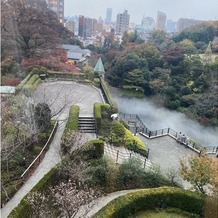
[64,0,218,24]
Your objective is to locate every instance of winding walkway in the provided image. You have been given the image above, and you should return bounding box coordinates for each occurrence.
[75,189,137,218]
[1,81,103,218]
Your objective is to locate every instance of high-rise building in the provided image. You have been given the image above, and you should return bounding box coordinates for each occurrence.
[84,18,93,38]
[176,18,203,32]
[105,8,112,24]
[78,15,85,37]
[46,0,64,23]
[155,11,166,30]
[116,10,130,35]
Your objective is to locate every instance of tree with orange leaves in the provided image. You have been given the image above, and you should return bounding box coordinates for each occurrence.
[179,149,218,195]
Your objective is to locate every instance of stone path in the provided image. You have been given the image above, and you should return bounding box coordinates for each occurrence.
[1,81,103,218]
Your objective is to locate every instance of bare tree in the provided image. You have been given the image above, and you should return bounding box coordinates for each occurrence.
[27,180,101,218]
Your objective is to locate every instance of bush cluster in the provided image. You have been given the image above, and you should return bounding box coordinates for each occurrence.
[93,186,205,218]
[109,121,147,157]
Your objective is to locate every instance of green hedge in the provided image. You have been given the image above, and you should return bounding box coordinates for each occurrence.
[64,105,80,133]
[47,71,85,80]
[16,71,35,92]
[124,128,148,157]
[100,78,118,113]
[16,73,41,96]
[8,167,59,218]
[93,187,205,218]
[94,102,110,132]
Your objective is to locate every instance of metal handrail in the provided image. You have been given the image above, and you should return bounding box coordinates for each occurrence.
[20,121,58,178]
[119,112,217,155]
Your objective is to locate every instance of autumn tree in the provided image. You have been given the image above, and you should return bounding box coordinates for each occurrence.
[1,0,72,59]
[179,149,218,195]
[162,45,185,66]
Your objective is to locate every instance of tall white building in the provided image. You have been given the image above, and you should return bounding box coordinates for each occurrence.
[116,10,130,35]
[155,11,166,30]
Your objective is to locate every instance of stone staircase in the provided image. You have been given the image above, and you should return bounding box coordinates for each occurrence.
[78,117,96,133]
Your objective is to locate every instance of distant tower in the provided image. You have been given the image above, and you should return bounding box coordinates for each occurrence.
[116,10,130,35]
[155,11,166,30]
[46,0,64,23]
[176,18,203,32]
[78,15,85,37]
[105,8,112,24]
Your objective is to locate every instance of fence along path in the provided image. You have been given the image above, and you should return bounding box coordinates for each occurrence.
[104,143,155,169]
[118,112,218,155]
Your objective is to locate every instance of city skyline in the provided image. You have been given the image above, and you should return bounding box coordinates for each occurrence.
[64,0,218,24]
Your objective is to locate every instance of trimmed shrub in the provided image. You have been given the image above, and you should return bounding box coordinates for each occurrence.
[40,67,48,74]
[16,71,35,92]
[94,102,110,132]
[47,71,85,81]
[93,187,205,218]
[32,67,40,75]
[124,128,148,157]
[94,102,102,131]
[21,74,41,95]
[64,105,80,133]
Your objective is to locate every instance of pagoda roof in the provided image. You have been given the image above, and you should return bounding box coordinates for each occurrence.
[94,57,105,73]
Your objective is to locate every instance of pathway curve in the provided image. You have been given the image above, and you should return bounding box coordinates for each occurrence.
[75,189,137,218]
[1,81,103,218]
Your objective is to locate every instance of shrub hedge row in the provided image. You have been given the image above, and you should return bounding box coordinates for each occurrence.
[16,74,41,95]
[16,71,35,92]
[124,128,148,157]
[93,186,205,218]
[100,78,118,113]
[8,167,59,218]
[47,71,85,80]
[64,105,80,133]
[94,102,110,131]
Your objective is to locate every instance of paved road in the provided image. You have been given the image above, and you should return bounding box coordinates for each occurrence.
[1,81,103,218]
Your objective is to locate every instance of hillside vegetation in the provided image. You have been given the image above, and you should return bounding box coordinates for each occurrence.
[100,23,218,126]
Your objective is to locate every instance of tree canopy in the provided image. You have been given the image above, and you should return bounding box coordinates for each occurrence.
[1,0,72,59]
